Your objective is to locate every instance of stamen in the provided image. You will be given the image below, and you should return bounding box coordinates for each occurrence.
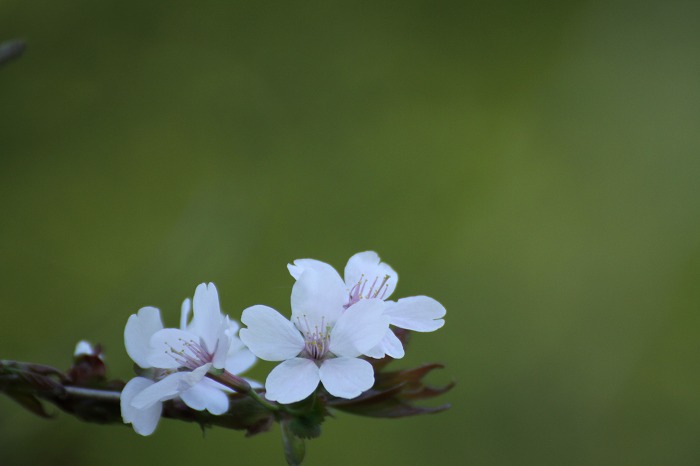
[299,314,331,360]
[163,337,213,370]
[379,284,388,299]
[367,276,379,298]
[344,273,392,308]
[372,275,390,298]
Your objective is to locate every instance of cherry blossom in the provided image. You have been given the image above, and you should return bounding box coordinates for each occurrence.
[120,283,256,435]
[240,268,390,404]
[288,251,446,359]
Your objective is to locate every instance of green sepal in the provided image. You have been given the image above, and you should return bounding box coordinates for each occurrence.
[286,394,327,439]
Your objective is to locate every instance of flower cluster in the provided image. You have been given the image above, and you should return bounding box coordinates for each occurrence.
[121,283,256,435]
[120,251,446,435]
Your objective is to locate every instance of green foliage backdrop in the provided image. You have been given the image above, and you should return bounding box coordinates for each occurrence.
[1,1,699,465]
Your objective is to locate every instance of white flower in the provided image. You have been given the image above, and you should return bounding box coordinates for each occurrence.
[287,251,446,359]
[120,283,257,435]
[239,269,391,404]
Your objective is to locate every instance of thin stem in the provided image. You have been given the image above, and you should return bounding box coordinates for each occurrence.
[206,370,281,413]
[248,389,281,412]
[64,386,121,401]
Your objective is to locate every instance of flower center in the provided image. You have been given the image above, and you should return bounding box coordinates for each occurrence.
[162,337,215,370]
[345,274,390,309]
[296,315,331,360]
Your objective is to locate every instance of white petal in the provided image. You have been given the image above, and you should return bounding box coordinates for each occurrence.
[226,336,250,362]
[196,374,255,392]
[329,299,390,358]
[180,381,229,415]
[264,358,320,404]
[200,376,233,393]
[384,296,446,332]
[191,283,223,351]
[227,330,246,351]
[290,268,346,329]
[344,251,398,300]
[382,328,406,358]
[124,307,164,369]
[287,259,341,281]
[131,365,210,409]
[211,317,231,370]
[226,318,241,335]
[319,357,374,399]
[363,342,386,359]
[121,377,162,436]
[225,348,257,375]
[368,328,405,359]
[239,305,305,361]
[147,328,201,369]
[180,298,192,331]
[121,377,149,423]
[344,251,379,287]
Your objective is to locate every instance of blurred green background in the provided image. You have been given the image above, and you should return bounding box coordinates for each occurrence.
[1,1,699,465]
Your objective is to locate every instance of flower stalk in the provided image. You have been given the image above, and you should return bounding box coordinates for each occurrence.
[205,369,282,413]
[281,418,306,466]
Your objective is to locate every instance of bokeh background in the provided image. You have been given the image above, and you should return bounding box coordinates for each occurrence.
[1,1,699,465]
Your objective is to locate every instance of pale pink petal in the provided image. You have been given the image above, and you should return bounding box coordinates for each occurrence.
[240,305,305,361]
[290,268,346,329]
[384,296,446,332]
[329,299,390,358]
[125,306,164,369]
[121,377,162,436]
[264,358,320,404]
[344,251,398,300]
[319,357,374,399]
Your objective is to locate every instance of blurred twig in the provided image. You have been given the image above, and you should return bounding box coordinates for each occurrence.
[0,39,26,68]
